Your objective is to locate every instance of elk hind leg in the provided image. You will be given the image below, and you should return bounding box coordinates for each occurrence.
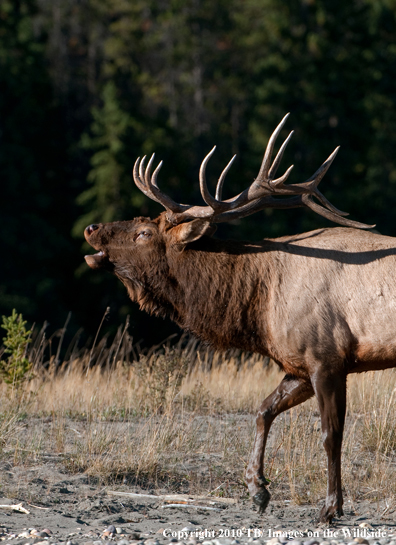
[246,374,314,513]
[312,371,346,523]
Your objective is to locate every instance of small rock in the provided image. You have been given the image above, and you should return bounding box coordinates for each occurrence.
[102,525,116,538]
[354,539,369,545]
[115,528,123,535]
[66,541,79,545]
[144,540,159,545]
[359,524,373,530]
[129,533,141,540]
[117,541,130,545]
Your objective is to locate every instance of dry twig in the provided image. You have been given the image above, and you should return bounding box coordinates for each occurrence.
[0,503,30,514]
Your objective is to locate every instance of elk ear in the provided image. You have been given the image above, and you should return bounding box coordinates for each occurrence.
[171,219,217,246]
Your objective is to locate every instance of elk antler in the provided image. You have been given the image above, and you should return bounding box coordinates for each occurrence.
[133,114,374,229]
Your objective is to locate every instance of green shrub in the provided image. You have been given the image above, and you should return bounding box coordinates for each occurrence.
[0,309,32,387]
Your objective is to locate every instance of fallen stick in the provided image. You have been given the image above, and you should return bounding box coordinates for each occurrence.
[27,503,50,510]
[0,503,30,514]
[161,504,221,511]
[107,490,236,505]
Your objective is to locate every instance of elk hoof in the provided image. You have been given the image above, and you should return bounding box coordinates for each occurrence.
[317,504,344,523]
[253,487,271,514]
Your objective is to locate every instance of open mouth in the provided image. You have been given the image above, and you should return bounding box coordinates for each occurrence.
[84,224,114,270]
[85,250,109,270]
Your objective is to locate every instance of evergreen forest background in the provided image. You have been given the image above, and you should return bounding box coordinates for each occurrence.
[1,0,396,347]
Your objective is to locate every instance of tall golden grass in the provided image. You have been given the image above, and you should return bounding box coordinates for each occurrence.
[1,321,396,506]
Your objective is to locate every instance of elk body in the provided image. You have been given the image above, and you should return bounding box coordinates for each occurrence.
[84,114,393,523]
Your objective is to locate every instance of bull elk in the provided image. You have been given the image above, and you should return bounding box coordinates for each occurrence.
[84,113,393,523]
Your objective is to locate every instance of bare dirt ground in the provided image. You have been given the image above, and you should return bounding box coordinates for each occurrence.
[1,463,396,541]
[1,416,396,544]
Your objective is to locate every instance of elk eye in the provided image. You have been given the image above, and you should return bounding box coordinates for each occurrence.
[135,230,152,241]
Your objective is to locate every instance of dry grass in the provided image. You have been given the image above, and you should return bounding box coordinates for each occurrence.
[1,322,396,506]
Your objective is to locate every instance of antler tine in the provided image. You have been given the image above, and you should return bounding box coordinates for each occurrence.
[200,148,238,208]
[139,155,147,184]
[216,154,237,201]
[133,157,147,192]
[305,147,340,189]
[145,154,156,186]
[300,147,349,216]
[269,165,294,190]
[199,146,220,209]
[269,130,294,181]
[257,112,290,180]
[150,159,163,188]
[302,195,375,228]
[133,157,141,186]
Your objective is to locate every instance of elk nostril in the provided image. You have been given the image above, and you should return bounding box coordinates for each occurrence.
[86,224,99,236]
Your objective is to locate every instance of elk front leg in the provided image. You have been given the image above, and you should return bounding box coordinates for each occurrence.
[311,370,346,523]
[246,374,314,513]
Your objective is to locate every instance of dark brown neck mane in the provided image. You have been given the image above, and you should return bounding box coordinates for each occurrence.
[121,236,271,352]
